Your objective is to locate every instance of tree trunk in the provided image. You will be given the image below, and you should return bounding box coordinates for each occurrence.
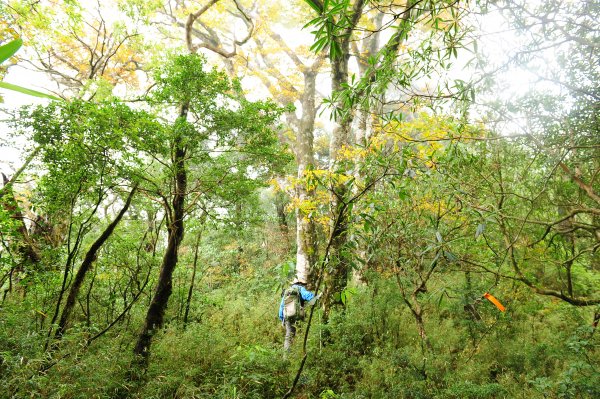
[296,69,319,287]
[133,104,188,366]
[144,209,157,253]
[1,173,40,265]
[322,0,367,320]
[350,13,384,284]
[53,184,137,341]
[184,215,205,327]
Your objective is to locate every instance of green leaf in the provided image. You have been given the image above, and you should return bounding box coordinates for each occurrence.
[303,16,324,29]
[310,37,329,53]
[363,218,372,233]
[0,81,61,100]
[398,189,408,201]
[437,290,446,307]
[330,40,341,59]
[340,287,356,305]
[0,38,22,64]
[303,0,323,13]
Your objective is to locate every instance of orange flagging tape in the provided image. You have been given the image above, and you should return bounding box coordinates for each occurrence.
[483,292,506,312]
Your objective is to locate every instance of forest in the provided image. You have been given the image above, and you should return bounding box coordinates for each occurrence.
[0,0,598,398]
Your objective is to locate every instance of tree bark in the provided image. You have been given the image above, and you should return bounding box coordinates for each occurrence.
[1,173,40,265]
[296,69,320,287]
[133,104,188,365]
[53,184,138,341]
[274,191,290,238]
[322,0,367,320]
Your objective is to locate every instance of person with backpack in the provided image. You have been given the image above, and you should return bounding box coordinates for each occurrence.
[278,279,320,351]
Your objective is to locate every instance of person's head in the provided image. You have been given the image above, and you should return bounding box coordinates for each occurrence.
[292,278,307,286]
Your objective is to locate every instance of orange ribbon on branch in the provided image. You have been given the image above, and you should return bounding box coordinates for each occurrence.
[483,292,506,312]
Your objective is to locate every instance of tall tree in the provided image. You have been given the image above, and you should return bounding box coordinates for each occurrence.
[303,0,474,317]
[132,53,286,366]
[17,99,157,346]
[165,0,328,287]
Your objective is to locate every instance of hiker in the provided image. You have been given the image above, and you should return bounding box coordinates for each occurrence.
[279,279,320,351]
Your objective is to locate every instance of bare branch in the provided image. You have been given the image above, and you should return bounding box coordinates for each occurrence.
[185,0,221,53]
[185,0,253,59]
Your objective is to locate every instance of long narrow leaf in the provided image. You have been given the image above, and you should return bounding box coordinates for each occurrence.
[303,0,323,13]
[310,37,329,53]
[330,41,341,59]
[303,16,324,29]
[0,81,61,100]
[0,38,23,64]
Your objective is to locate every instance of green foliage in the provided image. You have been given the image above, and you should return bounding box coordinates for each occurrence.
[0,37,21,63]
[1,242,598,398]
[1,2,599,399]
[148,53,289,195]
[303,0,476,118]
[0,81,60,100]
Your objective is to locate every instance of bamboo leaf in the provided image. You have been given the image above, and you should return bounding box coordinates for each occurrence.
[330,40,341,59]
[0,81,61,100]
[303,0,323,13]
[0,38,22,64]
[310,37,328,53]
